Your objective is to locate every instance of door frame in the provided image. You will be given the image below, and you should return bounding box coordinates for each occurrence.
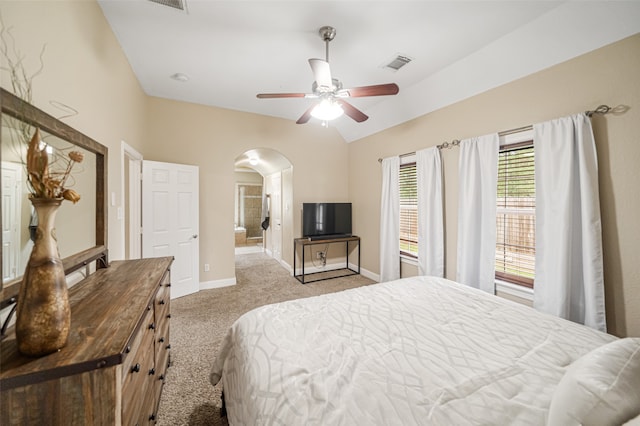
[120,141,143,260]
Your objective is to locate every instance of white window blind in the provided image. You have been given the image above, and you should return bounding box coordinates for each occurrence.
[495,143,535,287]
[399,163,418,257]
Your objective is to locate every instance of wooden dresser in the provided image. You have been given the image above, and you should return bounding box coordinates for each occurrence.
[0,257,174,425]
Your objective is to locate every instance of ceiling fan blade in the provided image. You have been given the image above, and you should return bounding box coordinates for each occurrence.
[309,58,332,90]
[257,93,307,99]
[296,104,317,124]
[344,83,399,97]
[336,99,368,123]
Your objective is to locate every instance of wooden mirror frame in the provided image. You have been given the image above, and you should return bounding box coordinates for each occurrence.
[0,88,108,309]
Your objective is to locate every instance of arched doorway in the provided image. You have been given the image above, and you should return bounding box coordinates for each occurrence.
[234,148,293,269]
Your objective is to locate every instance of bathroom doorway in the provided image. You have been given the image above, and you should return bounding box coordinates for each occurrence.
[234,148,293,267]
[234,171,264,254]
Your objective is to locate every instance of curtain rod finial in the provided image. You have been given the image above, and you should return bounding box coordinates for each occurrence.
[586,104,611,117]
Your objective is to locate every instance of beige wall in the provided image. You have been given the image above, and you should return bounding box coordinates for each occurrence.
[348,33,640,337]
[1,0,148,262]
[144,97,349,281]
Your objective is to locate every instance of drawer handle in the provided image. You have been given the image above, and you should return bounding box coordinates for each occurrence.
[149,414,156,421]
[125,345,131,353]
[149,368,155,376]
[167,314,172,319]
[149,322,155,330]
[159,337,165,343]
[167,283,171,287]
[147,305,152,311]
[166,344,171,350]
[159,374,165,381]
[159,299,166,305]
[131,363,141,373]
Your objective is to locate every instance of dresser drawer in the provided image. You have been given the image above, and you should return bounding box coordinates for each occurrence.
[155,286,170,325]
[122,334,155,424]
[155,318,170,361]
[155,323,170,400]
[122,305,155,382]
[144,382,161,425]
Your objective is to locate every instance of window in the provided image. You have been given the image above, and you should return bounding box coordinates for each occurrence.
[399,162,418,257]
[495,141,535,287]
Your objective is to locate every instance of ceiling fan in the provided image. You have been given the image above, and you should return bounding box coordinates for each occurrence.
[256,26,399,125]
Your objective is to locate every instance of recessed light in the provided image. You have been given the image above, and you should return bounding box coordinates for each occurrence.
[170,73,190,82]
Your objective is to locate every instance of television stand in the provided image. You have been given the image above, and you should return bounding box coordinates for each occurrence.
[308,233,352,241]
[293,236,360,284]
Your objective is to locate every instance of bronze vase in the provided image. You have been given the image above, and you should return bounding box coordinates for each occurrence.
[15,197,71,357]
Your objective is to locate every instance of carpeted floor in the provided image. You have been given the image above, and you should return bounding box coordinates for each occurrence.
[156,252,375,425]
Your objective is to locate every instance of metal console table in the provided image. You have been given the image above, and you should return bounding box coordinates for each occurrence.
[293,236,361,284]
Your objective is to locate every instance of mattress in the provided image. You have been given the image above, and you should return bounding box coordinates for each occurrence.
[210,276,615,425]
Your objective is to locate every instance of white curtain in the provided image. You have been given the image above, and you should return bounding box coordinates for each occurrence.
[417,147,444,277]
[533,113,606,331]
[456,134,499,293]
[380,156,400,282]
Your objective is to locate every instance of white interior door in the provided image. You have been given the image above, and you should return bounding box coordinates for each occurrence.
[142,160,199,299]
[2,162,22,283]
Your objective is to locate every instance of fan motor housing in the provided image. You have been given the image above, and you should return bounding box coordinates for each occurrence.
[312,78,342,94]
[318,26,336,42]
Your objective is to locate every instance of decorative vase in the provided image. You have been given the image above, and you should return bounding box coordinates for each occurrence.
[15,197,71,357]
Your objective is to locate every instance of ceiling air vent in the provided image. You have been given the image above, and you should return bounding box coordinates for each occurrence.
[384,55,412,71]
[148,0,187,12]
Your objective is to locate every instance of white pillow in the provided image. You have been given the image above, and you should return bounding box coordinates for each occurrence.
[547,337,640,426]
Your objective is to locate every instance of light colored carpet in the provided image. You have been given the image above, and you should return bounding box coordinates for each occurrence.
[156,252,375,425]
[234,245,264,255]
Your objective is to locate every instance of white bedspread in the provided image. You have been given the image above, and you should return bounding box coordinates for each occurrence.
[210,276,615,425]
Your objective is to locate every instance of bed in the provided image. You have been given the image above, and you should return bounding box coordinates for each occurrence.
[210,276,640,425]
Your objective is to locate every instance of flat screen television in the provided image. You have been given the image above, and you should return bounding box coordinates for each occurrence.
[302,203,352,240]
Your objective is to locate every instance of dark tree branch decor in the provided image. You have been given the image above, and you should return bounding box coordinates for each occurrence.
[1,18,82,356]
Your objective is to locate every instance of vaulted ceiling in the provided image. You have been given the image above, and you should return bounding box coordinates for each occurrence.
[98,1,640,143]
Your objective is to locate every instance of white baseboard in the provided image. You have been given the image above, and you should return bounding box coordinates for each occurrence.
[281,259,293,274]
[358,266,380,283]
[348,261,379,282]
[200,277,236,290]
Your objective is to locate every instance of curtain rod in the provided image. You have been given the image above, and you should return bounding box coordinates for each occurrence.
[377,104,611,163]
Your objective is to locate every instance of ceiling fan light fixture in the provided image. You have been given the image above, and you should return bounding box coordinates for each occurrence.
[310,99,344,121]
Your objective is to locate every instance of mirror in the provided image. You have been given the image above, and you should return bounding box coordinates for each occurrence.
[0,88,107,307]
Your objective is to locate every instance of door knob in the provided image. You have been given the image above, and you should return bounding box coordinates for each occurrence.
[191,234,198,239]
